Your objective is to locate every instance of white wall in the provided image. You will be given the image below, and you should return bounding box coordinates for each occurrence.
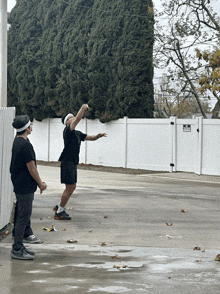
[29,116,220,176]
[0,107,15,229]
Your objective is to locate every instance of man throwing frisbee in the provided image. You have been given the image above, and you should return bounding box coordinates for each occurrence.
[53,104,107,220]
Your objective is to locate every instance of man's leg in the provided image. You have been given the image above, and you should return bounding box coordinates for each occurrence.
[12,202,17,238]
[60,184,76,208]
[11,193,35,260]
[12,193,34,251]
[54,184,76,220]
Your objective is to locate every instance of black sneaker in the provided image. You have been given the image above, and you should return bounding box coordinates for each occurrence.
[11,247,34,260]
[53,205,59,213]
[24,247,35,256]
[54,211,72,220]
[53,205,69,216]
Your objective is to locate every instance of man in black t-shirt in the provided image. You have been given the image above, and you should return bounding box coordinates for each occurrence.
[10,115,47,260]
[53,104,107,220]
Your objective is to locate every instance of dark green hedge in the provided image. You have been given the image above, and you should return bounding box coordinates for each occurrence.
[7,0,154,122]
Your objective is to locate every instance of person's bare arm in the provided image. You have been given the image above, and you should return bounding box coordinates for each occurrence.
[70,104,89,131]
[26,160,47,193]
[85,133,107,141]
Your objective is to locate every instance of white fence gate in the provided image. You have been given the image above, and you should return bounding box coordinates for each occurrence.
[0,107,15,230]
[29,116,220,176]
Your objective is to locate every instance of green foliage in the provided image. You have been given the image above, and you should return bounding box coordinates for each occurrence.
[7,0,154,122]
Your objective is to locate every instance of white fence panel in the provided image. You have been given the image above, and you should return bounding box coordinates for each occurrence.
[202,120,220,176]
[0,107,15,230]
[49,118,64,162]
[86,118,126,167]
[127,119,171,171]
[176,119,197,173]
[30,119,49,162]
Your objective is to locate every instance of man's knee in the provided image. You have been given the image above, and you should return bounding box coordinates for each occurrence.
[66,184,76,194]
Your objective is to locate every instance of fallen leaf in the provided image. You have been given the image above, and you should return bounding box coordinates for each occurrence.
[166,222,173,226]
[113,264,127,269]
[112,254,121,259]
[101,242,106,246]
[180,209,186,213]
[193,246,201,251]
[215,254,220,261]
[67,239,78,243]
[48,216,51,218]
[104,216,108,219]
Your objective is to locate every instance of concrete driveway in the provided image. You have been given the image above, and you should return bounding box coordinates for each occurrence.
[1,165,220,293]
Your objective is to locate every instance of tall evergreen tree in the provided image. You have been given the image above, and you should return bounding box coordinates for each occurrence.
[7,0,154,121]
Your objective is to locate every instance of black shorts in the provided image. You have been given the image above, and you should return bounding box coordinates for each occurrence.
[61,161,77,185]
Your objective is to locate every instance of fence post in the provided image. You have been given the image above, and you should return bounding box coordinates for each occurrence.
[170,116,177,172]
[195,116,203,175]
[124,116,128,168]
[47,118,50,161]
[84,118,88,164]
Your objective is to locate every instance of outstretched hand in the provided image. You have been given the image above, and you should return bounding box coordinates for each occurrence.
[81,104,90,111]
[97,133,107,138]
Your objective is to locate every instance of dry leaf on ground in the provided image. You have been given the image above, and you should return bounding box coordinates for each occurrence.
[112,254,121,259]
[113,264,127,269]
[67,239,78,243]
[0,230,9,236]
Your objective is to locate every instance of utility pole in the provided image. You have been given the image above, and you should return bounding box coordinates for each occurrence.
[0,0,7,107]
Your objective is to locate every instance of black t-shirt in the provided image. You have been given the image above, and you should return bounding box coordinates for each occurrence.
[10,137,38,194]
[58,126,87,164]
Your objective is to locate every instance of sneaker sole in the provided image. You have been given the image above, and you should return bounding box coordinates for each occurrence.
[23,240,43,244]
[11,254,34,260]
[54,216,72,220]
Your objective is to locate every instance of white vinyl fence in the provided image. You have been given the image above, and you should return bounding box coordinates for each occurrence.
[0,107,15,230]
[30,116,220,176]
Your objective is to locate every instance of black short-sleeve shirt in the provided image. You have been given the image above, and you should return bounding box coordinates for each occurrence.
[10,137,38,194]
[58,126,87,164]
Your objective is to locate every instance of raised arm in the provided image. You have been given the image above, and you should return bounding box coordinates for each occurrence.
[70,104,89,131]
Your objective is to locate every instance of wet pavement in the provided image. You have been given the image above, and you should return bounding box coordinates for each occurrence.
[1,166,220,293]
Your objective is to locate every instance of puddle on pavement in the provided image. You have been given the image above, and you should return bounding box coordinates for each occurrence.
[88,286,132,293]
[2,244,220,293]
